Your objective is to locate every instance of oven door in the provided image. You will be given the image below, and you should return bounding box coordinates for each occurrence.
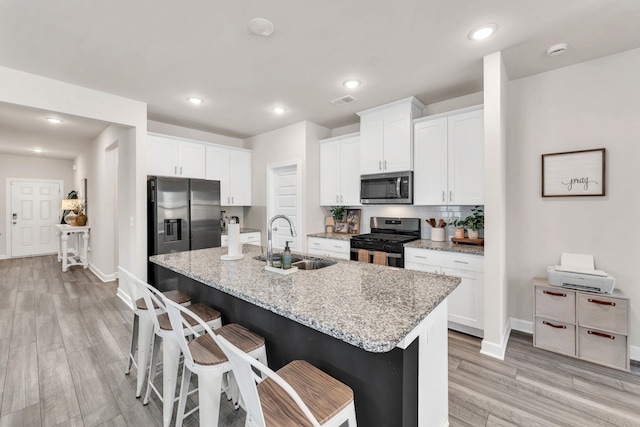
[350,248,404,268]
[360,171,412,204]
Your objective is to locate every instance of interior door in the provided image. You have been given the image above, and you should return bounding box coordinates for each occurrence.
[269,164,300,251]
[11,180,61,257]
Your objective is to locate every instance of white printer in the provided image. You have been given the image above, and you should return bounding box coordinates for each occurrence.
[547,252,616,294]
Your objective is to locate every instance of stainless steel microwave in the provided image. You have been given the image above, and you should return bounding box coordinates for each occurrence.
[360,171,413,204]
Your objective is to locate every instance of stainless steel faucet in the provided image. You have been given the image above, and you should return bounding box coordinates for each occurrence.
[267,215,297,267]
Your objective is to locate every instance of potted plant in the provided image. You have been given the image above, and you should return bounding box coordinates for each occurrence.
[463,206,484,239]
[449,218,466,239]
[329,206,347,233]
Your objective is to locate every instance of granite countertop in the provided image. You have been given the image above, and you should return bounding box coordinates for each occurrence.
[150,245,460,353]
[404,239,484,256]
[307,232,353,241]
[221,228,261,235]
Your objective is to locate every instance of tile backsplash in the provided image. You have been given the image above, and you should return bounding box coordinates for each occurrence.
[326,205,483,240]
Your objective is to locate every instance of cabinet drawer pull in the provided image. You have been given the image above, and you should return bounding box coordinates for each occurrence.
[542,321,566,329]
[588,298,615,307]
[587,330,615,340]
[333,245,342,249]
[543,290,566,297]
[454,260,468,264]
[414,255,427,259]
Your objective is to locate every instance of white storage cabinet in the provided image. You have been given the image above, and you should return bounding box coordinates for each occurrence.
[357,97,425,175]
[221,231,261,247]
[206,146,252,206]
[414,106,484,205]
[533,278,630,371]
[148,133,207,179]
[307,237,350,260]
[405,247,484,336]
[320,133,361,206]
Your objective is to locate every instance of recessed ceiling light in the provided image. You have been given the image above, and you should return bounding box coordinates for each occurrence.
[547,43,569,57]
[343,79,361,89]
[272,106,286,114]
[468,23,498,41]
[33,148,43,153]
[249,18,275,36]
[187,97,204,105]
[46,117,63,124]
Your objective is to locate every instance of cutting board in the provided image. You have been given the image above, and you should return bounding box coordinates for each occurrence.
[451,237,484,246]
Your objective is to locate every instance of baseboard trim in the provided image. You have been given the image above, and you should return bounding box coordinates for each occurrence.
[88,263,117,283]
[116,287,134,311]
[510,317,533,334]
[0,254,6,260]
[480,320,512,360]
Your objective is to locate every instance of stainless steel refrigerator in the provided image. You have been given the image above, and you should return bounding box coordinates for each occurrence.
[147,176,221,288]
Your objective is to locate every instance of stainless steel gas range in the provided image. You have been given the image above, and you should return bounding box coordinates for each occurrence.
[350,217,421,268]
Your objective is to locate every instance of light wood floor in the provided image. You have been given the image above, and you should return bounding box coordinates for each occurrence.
[0,255,638,427]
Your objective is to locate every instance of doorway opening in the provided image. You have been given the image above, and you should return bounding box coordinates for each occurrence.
[267,161,301,251]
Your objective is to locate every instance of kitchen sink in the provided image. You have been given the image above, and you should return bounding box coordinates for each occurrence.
[253,254,336,270]
[291,259,337,270]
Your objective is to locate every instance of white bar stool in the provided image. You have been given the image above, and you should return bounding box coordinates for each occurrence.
[163,298,268,427]
[217,335,357,427]
[119,266,192,397]
[134,279,222,427]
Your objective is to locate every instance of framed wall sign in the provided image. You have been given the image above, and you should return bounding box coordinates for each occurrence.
[541,148,605,197]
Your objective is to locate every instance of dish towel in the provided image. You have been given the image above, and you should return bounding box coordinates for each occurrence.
[372,251,388,266]
[357,249,370,263]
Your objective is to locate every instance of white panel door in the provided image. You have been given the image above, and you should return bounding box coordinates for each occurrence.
[270,165,299,251]
[229,150,252,206]
[339,136,361,205]
[206,145,231,204]
[414,117,448,205]
[11,181,61,257]
[320,141,341,205]
[448,109,484,205]
[382,112,412,172]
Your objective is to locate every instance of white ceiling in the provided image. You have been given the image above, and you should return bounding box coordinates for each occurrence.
[0,0,639,149]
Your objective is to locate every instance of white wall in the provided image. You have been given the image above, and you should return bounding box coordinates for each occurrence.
[74,124,128,281]
[0,154,74,258]
[0,66,147,305]
[507,48,640,352]
[244,121,329,250]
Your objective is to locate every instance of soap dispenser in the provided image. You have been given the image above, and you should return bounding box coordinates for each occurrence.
[283,241,293,269]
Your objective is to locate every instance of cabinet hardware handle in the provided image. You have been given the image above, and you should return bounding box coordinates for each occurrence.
[449,190,453,202]
[333,246,341,248]
[542,321,566,329]
[336,195,339,202]
[340,195,343,203]
[379,161,382,171]
[231,196,234,204]
[442,191,445,202]
[543,290,566,297]
[180,166,183,175]
[587,330,615,339]
[415,255,427,259]
[384,160,387,170]
[454,260,468,264]
[588,298,615,306]
[175,166,178,174]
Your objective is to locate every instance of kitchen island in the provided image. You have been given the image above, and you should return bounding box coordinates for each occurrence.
[151,246,460,426]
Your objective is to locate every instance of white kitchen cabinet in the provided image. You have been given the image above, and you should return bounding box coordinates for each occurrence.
[222,231,261,247]
[320,133,360,206]
[148,133,206,179]
[405,247,484,336]
[357,97,425,174]
[206,146,252,206]
[307,237,350,260]
[414,106,484,206]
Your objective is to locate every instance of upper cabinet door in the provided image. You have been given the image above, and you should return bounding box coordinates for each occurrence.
[148,136,178,177]
[320,141,341,205]
[359,118,384,174]
[382,112,412,173]
[448,109,484,205]
[178,140,206,179]
[205,145,230,203]
[414,117,448,205]
[229,150,251,206]
[339,136,361,205]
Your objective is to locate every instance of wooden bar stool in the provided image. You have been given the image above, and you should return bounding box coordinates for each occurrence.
[163,298,268,427]
[119,266,192,397]
[217,335,357,427]
[134,280,222,427]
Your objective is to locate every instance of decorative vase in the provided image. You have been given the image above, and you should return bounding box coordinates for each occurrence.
[467,229,479,239]
[64,211,77,225]
[454,228,465,239]
[75,214,87,226]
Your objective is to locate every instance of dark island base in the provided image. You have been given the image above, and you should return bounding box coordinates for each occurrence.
[157,266,419,427]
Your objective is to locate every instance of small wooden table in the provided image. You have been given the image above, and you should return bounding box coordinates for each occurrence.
[55,224,90,272]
